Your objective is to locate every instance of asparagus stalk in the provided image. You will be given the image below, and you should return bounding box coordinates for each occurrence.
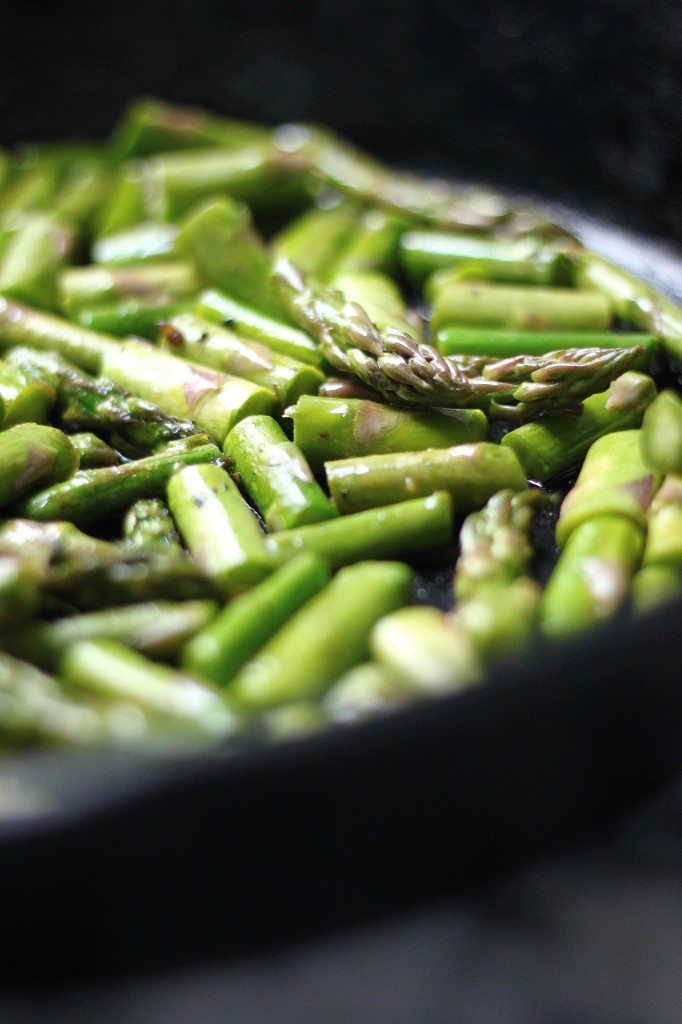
[555,429,662,546]
[330,269,423,338]
[273,260,639,415]
[61,639,239,738]
[266,491,454,569]
[166,462,274,592]
[159,312,324,409]
[436,326,656,365]
[631,563,682,613]
[325,442,527,515]
[0,554,40,630]
[197,288,324,367]
[74,299,191,340]
[224,414,338,530]
[6,600,218,671]
[640,473,682,571]
[5,346,201,456]
[400,231,567,285]
[428,281,612,334]
[640,388,682,474]
[454,488,539,599]
[228,560,413,709]
[59,261,198,314]
[540,514,644,637]
[322,661,413,723]
[17,436,222,527]
[0,295,116,371]
[0,212,73,309]
[182,552,331,685]
[68,432,120,468]
[0,358,55,426]
[329,208,406,276]
[455,577,541,662]
[95,162,150,238]
[501,371,657,483]
[289,394,488,473]
[122,497,181,549]
[100,338,276,444]
[369,606,482,694]
[175,197,283,316]
[271,201,360,280]
[573,251,682,365]
[92,221,179,265]
[0,424,78,509]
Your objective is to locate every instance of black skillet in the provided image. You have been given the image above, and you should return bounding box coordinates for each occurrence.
[1,0,682,986]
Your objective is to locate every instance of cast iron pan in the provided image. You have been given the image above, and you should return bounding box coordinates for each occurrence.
[1,0,682,987]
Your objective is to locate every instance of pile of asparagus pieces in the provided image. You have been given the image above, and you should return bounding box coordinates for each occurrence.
[1,97,681,753]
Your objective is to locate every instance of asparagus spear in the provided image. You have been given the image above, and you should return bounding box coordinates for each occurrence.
[159,312,324,410]
[68,432,120,468]
[5,600,218,671]
[330,269,424,338]
[556,429,662,546]
[453,488,539,599]
[640,388,682,474]
[224,414,338,530]
[0,424,78,509]
[639,473,682,571]
[631,563,682,613]
[100,338,276,444]
[5,345,201,456]
[174,197,283,316]
[266,492,454,569]
[428,281,612,334]
[329,208,406,276]
[455,577,541,662]
[0,212,73,309]
[400,231,568,285]
[59,261,198,314]
[322,661,413,723]
[182,552,331,685]
[271,201,360,280]
[122,497,181,549]
[540,514,644,637]
[61,639,239,739]
[166,462,274,592]
[0,358,55,426]
[289,394,488,473]
[228,560,413,709]
[17,436,222,527]
[273,260,640,415]
[0,295,116,371]
[197,288,323,367]
[74,299,191,340]
[92,221,179,265]
[0,554,40,630]
[325,442,527,515]
[501,371,657,483]
[436,326,656,364]
[573,251,682,365]
[370,605,482,694]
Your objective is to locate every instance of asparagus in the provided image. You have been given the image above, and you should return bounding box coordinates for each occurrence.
[0,358,55,426]
[266,492,454,569]
[540,514,644,637]
[640,388,682,474]
[159,312,324,409]
[0,295,116,371]
[273,260,640,416]
[400,231,567,285]
[182,552,331,685]
[330,269,424,338]
[122,497,181,549]
[271,201,360,279]
[68,432,120,468]
[223,414,338,530]
[369,606,482,694]
[227,560,413,709]
[436,326,656,364]
[5,600,218,671]
[61,639,239,738]
[640,473,682,571]
[0,212,72,309]
[0,424,78,509]
[5,346,201,456]
[289,394,488,473]
[18,436,222,527]
[92,221,179,265]
[166,462,274,591]
[59,261,198,314]
[95,162,152,238]
[75,299,191,340]
[322,661,413,723]
[110,97,271,160]
[574,251,682,365]
[325,442,527,515]
[197,288,324,367]
[329,208,406,276]
[555,429,662,546]
[100,338,276,444]
[454,488,539,599]
[501,371,657,483]
[174,197,282,316]
[631,563,682,613]
[455,577,541,662]
[0,554,40,630]
[428,281,612,334]
[49,160,112,234]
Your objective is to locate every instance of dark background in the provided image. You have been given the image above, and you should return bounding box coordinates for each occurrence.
[2,2,682,1018]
